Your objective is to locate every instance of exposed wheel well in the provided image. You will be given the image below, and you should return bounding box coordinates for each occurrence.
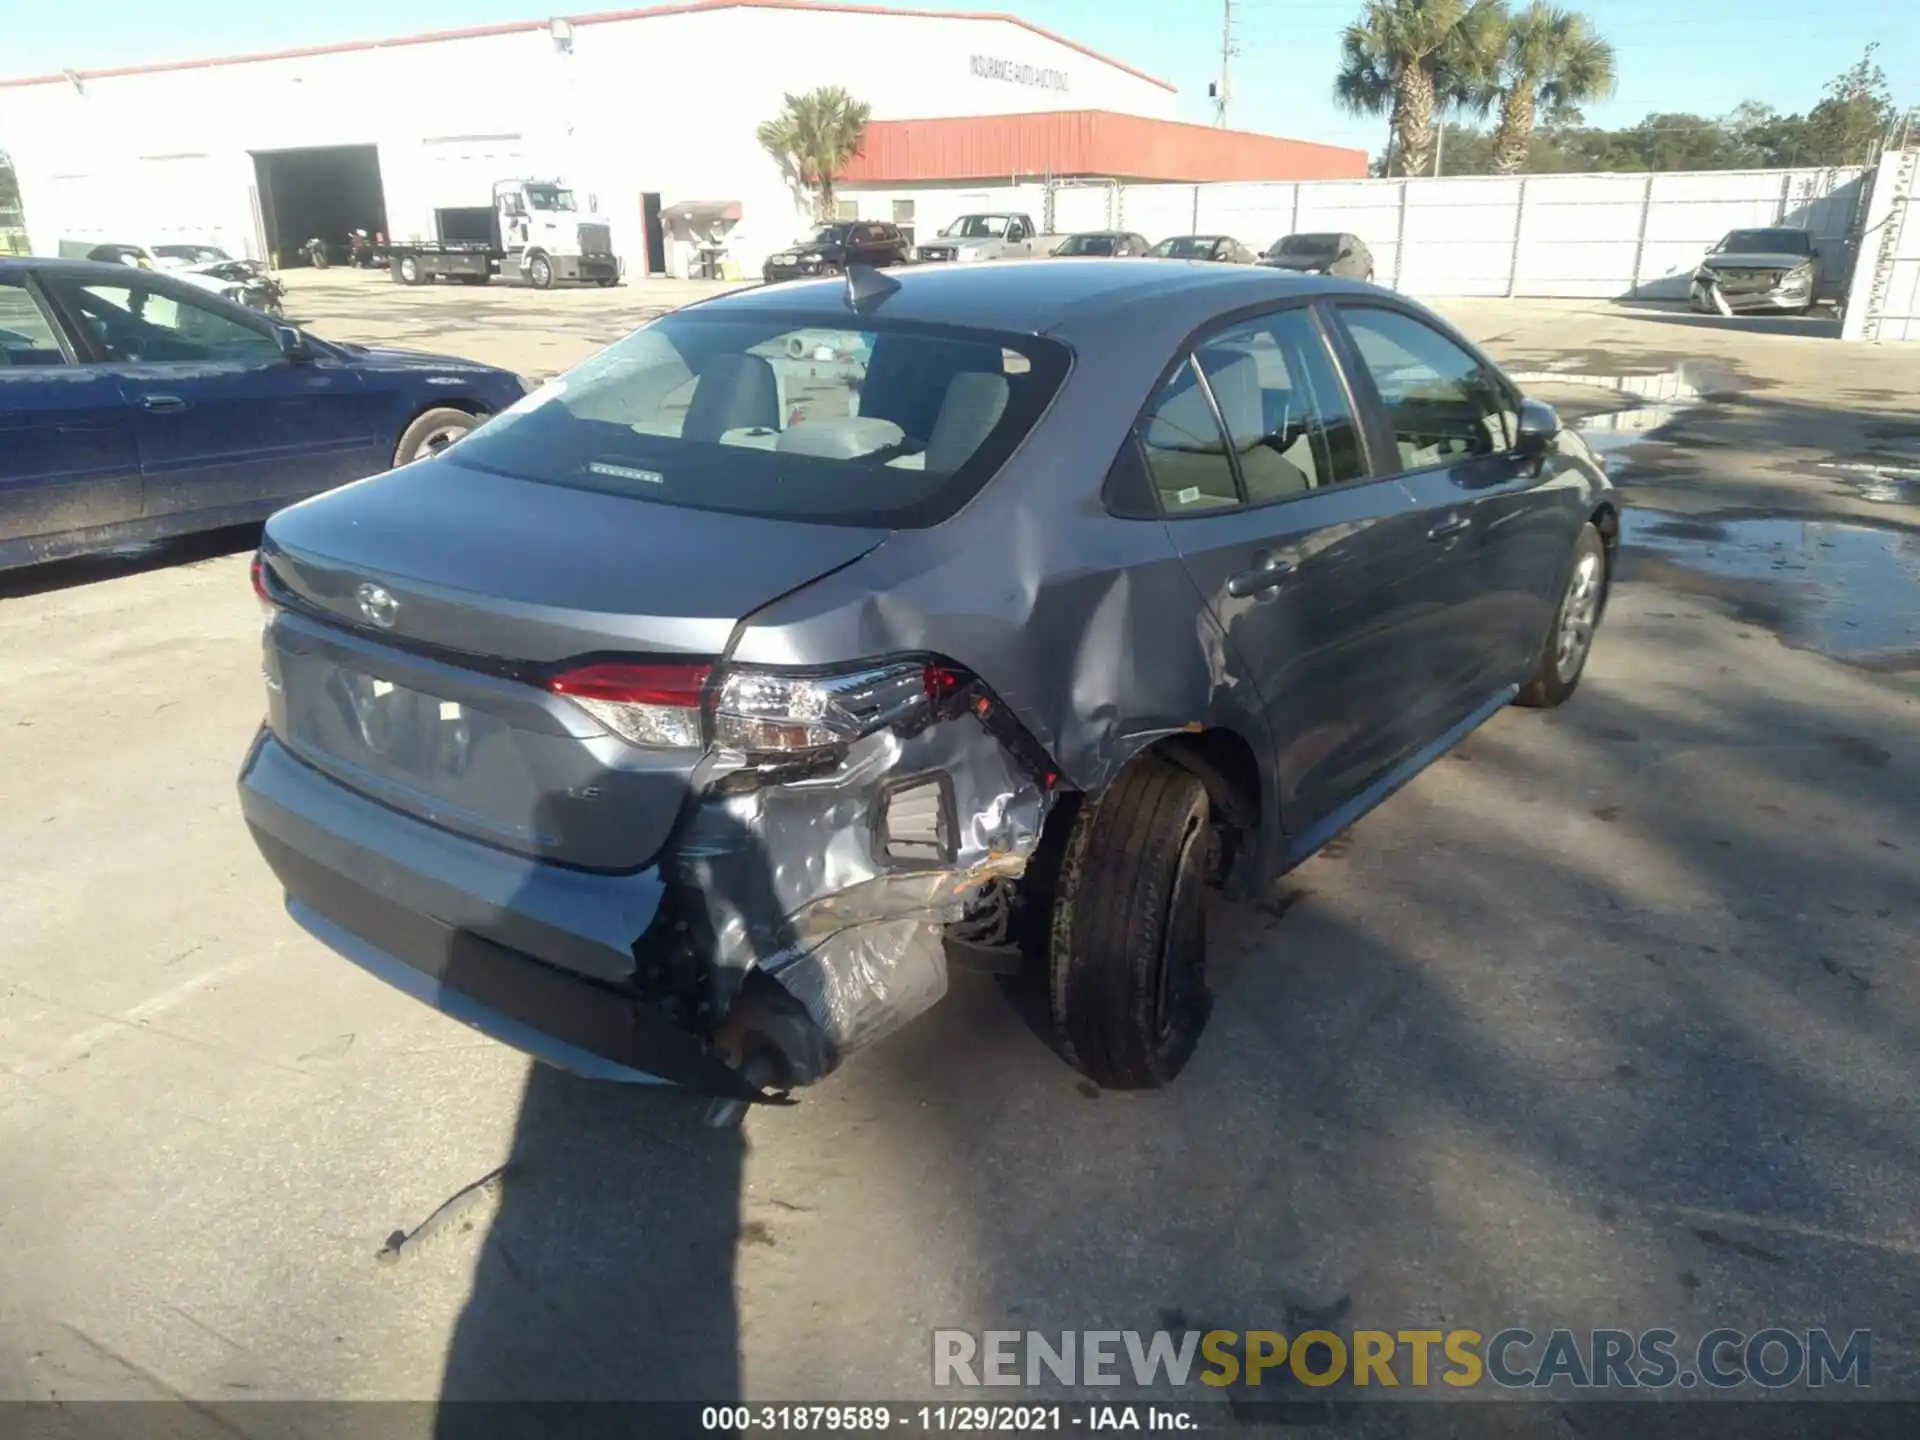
[1588,500,1620,611]
[1017,727,1264,917]
[1152,729,1260,831]
[1589,500,1620,551]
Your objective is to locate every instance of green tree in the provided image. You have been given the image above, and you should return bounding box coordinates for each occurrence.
[1336,0,1507,177]
[755,86,871,221]
[1489,3,1616,174]
[1797,44,1896,165]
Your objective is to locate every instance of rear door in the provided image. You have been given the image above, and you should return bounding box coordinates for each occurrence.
[849,224,885,267]
[1135,301,1435,832]
[40,274,385,518]
[1329,302,1560,723]
[0,274,142,551]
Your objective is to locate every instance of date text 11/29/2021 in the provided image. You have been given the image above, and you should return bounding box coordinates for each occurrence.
[701,1405,1196,1432]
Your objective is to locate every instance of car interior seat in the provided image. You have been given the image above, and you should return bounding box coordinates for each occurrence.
[924,371,1010,473]
[683,354,779,441]
[1141,365,1240,512]
[1200,353,1315,500]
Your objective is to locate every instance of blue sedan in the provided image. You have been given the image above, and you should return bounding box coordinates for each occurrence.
[0,257,531,570]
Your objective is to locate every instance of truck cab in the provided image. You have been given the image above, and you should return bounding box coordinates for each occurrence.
[914,213,1039,264]
[493,180,619,289]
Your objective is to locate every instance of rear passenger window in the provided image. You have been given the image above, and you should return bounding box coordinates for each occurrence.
[1137,357,1239,513]
[1338,306,1515,469]
[1193,309,1368,502]
[0,280,69,367]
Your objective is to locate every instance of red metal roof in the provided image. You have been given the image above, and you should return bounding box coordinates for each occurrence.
[839,111,1369,184]
[0,0,1173,93]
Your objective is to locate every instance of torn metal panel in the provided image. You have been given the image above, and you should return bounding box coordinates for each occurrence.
[669,713,1047,1063]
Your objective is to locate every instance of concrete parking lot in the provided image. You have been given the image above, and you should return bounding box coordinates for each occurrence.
[2,268,1917,1428]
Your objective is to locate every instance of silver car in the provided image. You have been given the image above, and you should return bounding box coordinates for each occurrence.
[1689,227,1820,315]
[240,260,1615,1111]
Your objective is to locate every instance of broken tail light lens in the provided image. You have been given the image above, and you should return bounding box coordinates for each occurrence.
[547,662,712,748]
[548,659,967,754]
[712,662,941,755]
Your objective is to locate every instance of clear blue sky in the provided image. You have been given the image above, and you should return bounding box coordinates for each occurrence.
[2,0,1913,156]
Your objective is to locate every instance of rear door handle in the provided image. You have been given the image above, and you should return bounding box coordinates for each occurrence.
[1226,553,1294,598]
[141,394,188,413]
[1427,514,1471,541]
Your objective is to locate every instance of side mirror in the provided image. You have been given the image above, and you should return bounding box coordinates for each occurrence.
[1514,397,1560,458]
[1810,246,1822,259]
[1338,245,1355,259]
[273,324,311,361]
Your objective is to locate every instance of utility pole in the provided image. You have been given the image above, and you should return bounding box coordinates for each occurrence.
[1214,0,1237,128]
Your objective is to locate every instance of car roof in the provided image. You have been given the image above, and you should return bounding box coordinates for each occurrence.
[0,255,177,281]
[691,258,1366,341]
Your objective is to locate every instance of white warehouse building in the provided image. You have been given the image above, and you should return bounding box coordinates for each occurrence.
[0,0,1219,280]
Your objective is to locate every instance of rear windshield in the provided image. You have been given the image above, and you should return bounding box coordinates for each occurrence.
[1149,237,1217,258]
[1057,234,1117,256]
[1715,229,1810,255]
[445,312,1071,528]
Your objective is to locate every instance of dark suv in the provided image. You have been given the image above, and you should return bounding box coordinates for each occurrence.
[764,222,910,282]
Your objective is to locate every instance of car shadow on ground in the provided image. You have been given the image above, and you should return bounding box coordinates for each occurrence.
[424,634,1920,1429]
[0,523,261,601]
[1609,301,1843,341]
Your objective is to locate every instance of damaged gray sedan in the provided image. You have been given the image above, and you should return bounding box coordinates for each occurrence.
[239,258,1616,1109]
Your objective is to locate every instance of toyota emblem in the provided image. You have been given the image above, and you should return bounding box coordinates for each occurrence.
[356,582,399,629]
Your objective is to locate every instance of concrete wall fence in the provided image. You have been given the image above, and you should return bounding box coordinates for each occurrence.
[1841,148,1919,342]
[1024,165,1870,302]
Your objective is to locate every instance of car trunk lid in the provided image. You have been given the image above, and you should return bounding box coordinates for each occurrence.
[258,459,887,870]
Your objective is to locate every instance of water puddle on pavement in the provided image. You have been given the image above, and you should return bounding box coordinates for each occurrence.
[1817,459,1920,507]
[1619,510,1920,671]
[1509,363,1734,476]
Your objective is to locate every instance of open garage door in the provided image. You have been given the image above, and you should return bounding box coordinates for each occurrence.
[253,145,388,267]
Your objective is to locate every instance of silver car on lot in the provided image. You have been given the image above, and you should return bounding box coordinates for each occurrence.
[1689,226,1821,315]
[240,259,1616,1111]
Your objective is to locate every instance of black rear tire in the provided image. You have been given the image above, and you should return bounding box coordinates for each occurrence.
[1049,758,1212,1089]
[1516,522,1608,708]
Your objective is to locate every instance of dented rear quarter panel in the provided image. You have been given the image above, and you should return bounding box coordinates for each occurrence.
[727,285,1280,838]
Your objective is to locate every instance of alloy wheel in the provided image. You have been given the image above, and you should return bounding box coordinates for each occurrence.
[1555,551,1603,682]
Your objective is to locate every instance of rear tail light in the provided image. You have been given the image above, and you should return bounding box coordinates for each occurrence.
[712,662,946,755]
[250,551,275,614]
[546,662,711,748]
[545,659,965,755]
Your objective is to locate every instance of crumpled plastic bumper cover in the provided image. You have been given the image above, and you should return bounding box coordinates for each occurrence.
[240,700,1049,1096]
[239,733,781,1103]
[673,715,1048,1066]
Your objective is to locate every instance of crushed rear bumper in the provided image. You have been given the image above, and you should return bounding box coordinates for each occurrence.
[239,695,1051,1098]
[239,731,780,1102]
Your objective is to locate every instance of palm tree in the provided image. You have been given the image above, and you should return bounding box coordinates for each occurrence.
[755,86,872,220]
[1489,4,1616,174]
[1335,0,1506,177]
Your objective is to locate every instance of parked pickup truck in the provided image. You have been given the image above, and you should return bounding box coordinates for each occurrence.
[914,213,1042,264]
[387,179,621,290]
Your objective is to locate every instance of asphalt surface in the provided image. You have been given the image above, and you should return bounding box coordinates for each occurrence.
[1,271,1916,1433]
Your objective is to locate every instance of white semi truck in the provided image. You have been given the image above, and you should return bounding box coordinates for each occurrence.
[386,178,620,290]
